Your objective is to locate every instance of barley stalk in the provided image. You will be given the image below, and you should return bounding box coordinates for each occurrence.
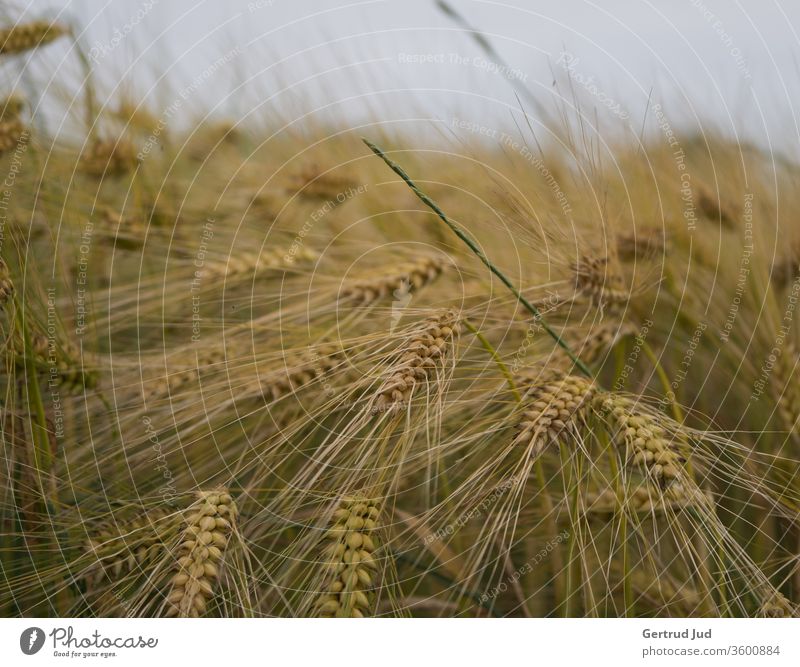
[341,255,446,305]
[374,308,460,413]
[595,394,686,491]
[513,375,596,457]
[315,496,380,617]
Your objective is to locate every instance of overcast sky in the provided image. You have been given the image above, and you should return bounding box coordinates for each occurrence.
[8,0,800,154]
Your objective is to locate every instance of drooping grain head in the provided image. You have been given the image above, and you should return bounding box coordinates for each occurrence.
[572,255,628,308]
[315,496,380,618]
[513,363,568,391]
[10,329,99,393]
[759,592,796,618]
[374,308,460,413]
[594,394,685,489]
[0,94,25,121]
[291,164,360,202]
[85,507,173,586]
[0,21,68,55]
[513,374,596,457]
[0,258,14,307]
[771,250,800,290]
[259,343,344,402]
[584,484,708,517]
[616,228,667,262]
[696,186,736,229]
[0,117,26,154]
[771,342,800,434]
[342,255,447,305]
[80,138,139,177]
[166,489,237,618]
[629,570,702,615]
[569,322,636,367]
[205,245,318,279]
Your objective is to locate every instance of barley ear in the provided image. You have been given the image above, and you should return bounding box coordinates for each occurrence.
[315,496,381,618]
[165,489,237,618]
[0,21,68,55]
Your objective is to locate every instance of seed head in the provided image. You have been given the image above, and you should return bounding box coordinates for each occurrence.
[166,489,237,618]
[315,496,380,618]
[0,21,68,55]
[513,375,596,457]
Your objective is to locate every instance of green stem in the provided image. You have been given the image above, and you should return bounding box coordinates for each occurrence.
[607,444,633,616]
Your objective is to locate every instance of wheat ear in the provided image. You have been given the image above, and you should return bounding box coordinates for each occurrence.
[0,258,14,308]
[759,592,796,617]
[0,117,25,154]
[696,186,736,229]
[259,344,343,401]
[616,228,667,261]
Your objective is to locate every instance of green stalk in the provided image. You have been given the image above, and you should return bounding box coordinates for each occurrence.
[362,138,593,379]
[462,318,520,402]
[560,442,583,616]
[13,298,58,510]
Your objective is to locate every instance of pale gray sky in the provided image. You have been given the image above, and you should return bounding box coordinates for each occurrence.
[7,0,800,153]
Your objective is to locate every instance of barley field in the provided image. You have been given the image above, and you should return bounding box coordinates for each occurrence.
[1,4,799,620]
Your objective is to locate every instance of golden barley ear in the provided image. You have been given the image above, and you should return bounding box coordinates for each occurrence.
[696,185,737,229]
[341,255,447,305]
[85,507,174,587]
[568,322,637,367]
[258,343,344,402]
[584,484,709,518]
[0,94,25,121]
[594,394,686,491]
[0,21,68,55]
[165,489,237,618]
[80,138,139,177]
[513,375,596,457]
[373,308,460,414]
[616,227,667,262]
[290,164,360,201]
[0,258,14,308]
[0,117,26,155]
[759,592,797,618]
[571,254,629,309]
[315,496,381,618]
